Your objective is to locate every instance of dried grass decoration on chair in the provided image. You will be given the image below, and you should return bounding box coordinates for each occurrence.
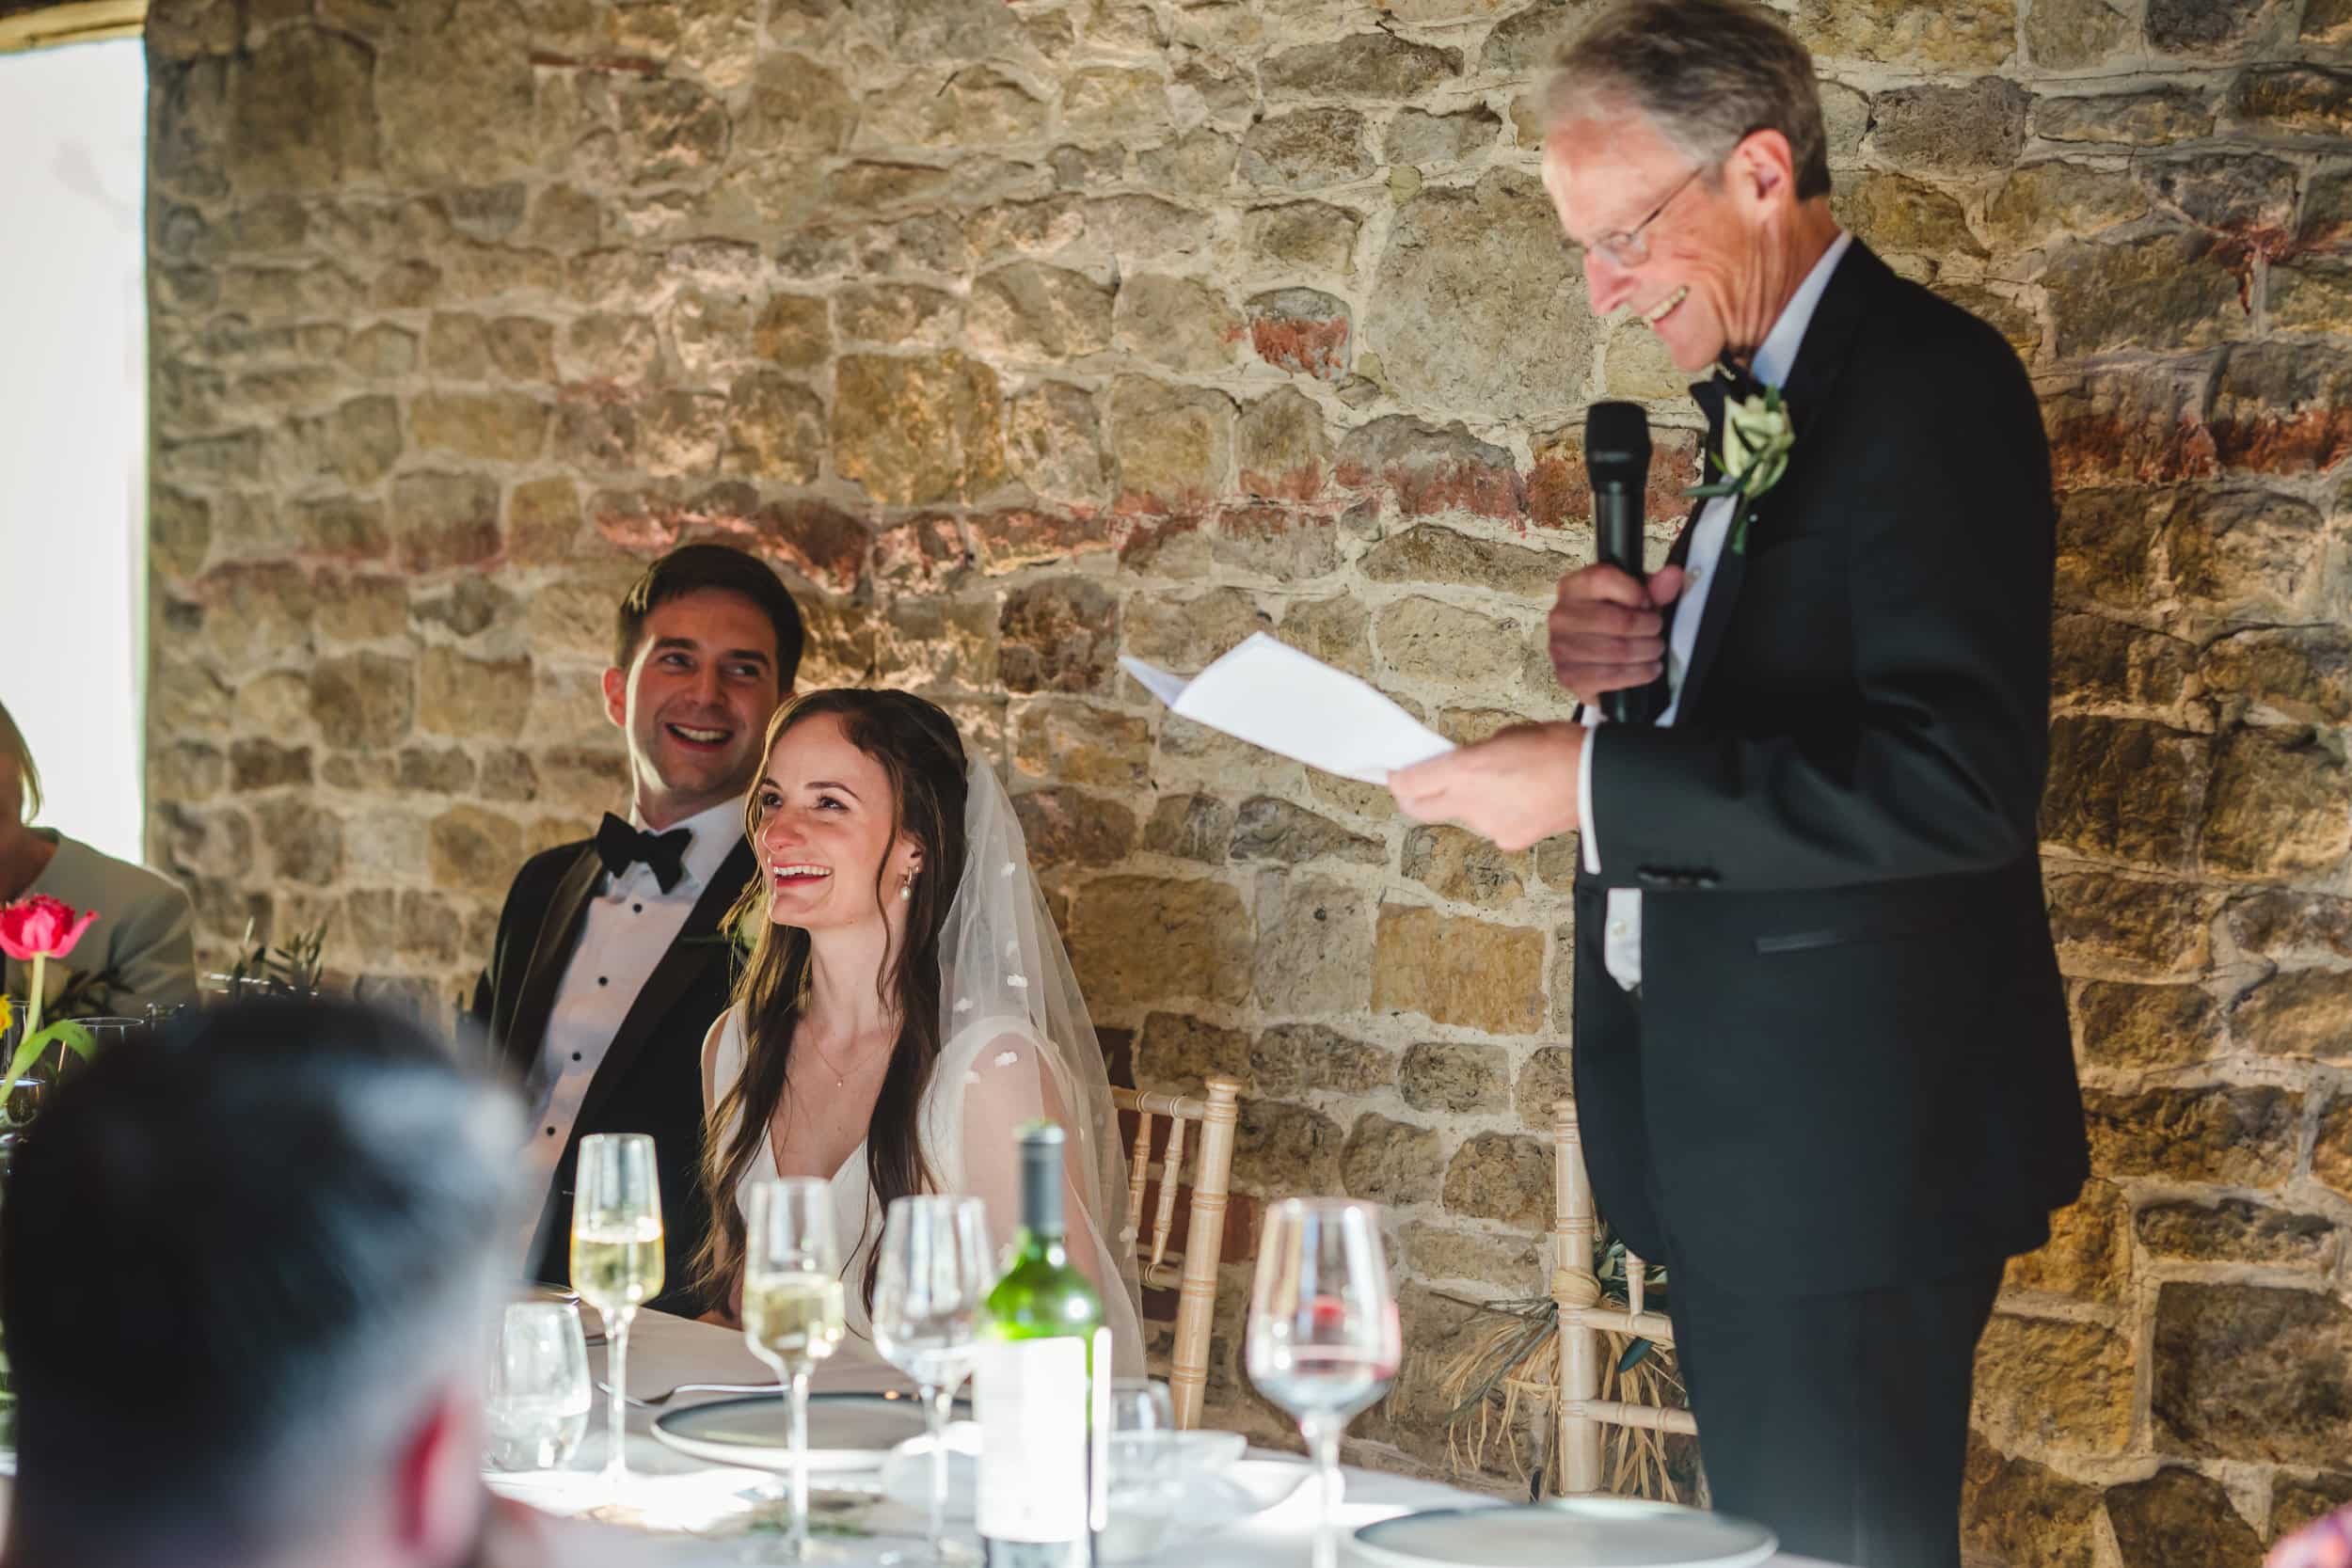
[1432,1227,1692,1502]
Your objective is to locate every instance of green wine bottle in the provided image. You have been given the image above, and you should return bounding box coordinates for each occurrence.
[977,1121,1109,1568]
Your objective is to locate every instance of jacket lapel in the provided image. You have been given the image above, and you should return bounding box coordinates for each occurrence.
[569,839,756,1139]
[502,846,604,1083]
[1671,239,1882,723]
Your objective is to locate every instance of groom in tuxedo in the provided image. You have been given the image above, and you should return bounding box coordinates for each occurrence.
[1391,4,2087,1564]
[473,543,803,1315]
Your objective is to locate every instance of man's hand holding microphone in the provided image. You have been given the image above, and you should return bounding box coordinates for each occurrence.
[1391,401,1667,850]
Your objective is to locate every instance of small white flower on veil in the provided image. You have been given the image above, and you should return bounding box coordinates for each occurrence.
[963,1070,980,1084]
[993,1051,1019,1068]
[954,997,974,1014]
[1007,974,1028,989]
[1001,862,1016,877]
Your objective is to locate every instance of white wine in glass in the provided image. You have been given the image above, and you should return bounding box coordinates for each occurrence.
[742,1178,848,1563]
[571,1132,664,1494]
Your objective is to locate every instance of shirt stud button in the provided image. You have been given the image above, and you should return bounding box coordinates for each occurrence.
[597,976,608,987]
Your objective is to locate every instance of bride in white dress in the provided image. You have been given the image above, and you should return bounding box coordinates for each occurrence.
[694,689,1144,1375]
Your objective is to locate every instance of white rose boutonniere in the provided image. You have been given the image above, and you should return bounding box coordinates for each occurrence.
[1683,378,1794,555]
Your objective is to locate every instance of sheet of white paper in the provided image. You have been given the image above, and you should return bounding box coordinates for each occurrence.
[1119,633,1456,785]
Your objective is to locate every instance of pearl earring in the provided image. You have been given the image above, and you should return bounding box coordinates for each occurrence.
[899,878,914,901]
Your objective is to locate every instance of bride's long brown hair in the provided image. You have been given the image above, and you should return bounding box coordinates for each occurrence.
[692,689,969,1313]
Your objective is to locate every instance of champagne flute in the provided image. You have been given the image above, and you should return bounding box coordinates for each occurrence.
[872,1196,993,1566]
[1245,1198,1403,1568]
[742,1178,847,1562]
[570,1132,664,1494]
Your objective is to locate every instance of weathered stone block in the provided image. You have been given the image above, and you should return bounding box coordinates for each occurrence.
[2153,1282,2352,1465]
[861,66,1046,150]
[1985,164,2149,253]
[426,803,521,898]
[1971,1313,2135,1456]
[1343,1113,1446,1205]
[1142,794,1234,863]
[2232,65,2352,136]
[1338,417,1526,520]
[1401,825,1527,909]
[410,390,548,463]
[309,652,415,751]
[2045,871,2216,978]
[1007,381,1108,505]
[2042,367,2217,489]
[1961,1434,2102,1568]
[1385,107,1500,168]
[2034,87,2215,145]
[999,579,1120,694]
[2106,1466,2264,1568]
[968,261,1114,363]
[1400,1041,1509,1115]
[417,648,532,738]
[1242,201,1361,275]
[1115,274,1242,374]
[2137,1197,2339,1271]
[1108,376,1235,515]
[1244,289,1348,382]
[229,25,380,193]
[1869,77,2027,173]
[1012,786,1138,870]
[1263,34,1458,100]
[2149,0,2288,55]
[1254,875,1375,1014]
[2051,616,2190,712]
[1235,389,1331,503]
[2083,1085,2299,1185]
[2210,342,2352,475]
[1367,171,1589,418]
[1232,1100,1344,1196]
[1373,903,1545,1034]
[2074,980,2217,1069]
[2039,715,2203,868]
[1137,1011,1253,1094]
[1442,1131,1550,1227]
[1794,0,2015,66]
[1259,1023,1395,1098]
[2202,726,2352,879]
[2026,0,2134,67]
[1831,170,1984,260]
[1239,108,1374,193]
[1231,796,1382,865]
[2003,1180,2127,1304]
[832,353,1004,506]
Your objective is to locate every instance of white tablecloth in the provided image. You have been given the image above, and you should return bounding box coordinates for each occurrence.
[487,1310,1849,1568]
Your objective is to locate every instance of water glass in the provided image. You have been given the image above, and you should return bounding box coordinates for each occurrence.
[485,1300,592,1471]
[742,1178,847,1563]
[1245,1199,1403,1568]
[872,1196,993,1566]
[570,1132,664,1495]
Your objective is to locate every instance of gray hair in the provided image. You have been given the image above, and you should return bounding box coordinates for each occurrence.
[1542,0,1833,202]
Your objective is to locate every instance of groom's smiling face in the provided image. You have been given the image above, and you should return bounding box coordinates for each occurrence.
[1543,109,1762,372]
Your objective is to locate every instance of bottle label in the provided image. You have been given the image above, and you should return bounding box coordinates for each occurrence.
[976,1338,1089,1544]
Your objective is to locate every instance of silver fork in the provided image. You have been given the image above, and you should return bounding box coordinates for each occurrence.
[595,1378,776,1411]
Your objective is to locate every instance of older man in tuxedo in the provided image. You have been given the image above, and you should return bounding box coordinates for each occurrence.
[474,543,803,1316]
[1391,5,2088,1564]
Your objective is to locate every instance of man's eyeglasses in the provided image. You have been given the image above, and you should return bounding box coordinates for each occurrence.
[1587,164,1708,268]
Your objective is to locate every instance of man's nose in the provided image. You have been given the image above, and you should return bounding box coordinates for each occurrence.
[1584,248,1636,316]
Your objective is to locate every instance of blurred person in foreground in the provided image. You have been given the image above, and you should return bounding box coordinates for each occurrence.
[0,995,555,1568]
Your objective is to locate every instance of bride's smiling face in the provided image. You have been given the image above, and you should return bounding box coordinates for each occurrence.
[753,711,923,931]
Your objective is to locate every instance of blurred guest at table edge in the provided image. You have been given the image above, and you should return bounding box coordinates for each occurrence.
[1391,4,2088,1566]
[470,543,803,1316]
[0,697,197,1013]
[0,995,549,1568]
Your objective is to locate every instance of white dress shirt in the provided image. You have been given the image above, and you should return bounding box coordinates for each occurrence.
[516,793,747,1268]
[1580,230,1855,992]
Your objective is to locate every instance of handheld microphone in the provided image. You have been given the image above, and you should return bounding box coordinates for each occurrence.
[1583,401,1664,725]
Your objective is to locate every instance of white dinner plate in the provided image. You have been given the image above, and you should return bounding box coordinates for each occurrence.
[1354,1497,1778,1568]
[651,1390,965,1474]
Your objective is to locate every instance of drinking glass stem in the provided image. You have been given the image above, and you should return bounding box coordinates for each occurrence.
[923,1382,952,1559]
[1306,1416,1343,1568]
[603,1310,634,1487]
[789,1367,812,1561]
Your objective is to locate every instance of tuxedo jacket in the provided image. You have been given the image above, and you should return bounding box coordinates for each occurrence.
[1572,241,2089,1295]
[472,836,756,1317]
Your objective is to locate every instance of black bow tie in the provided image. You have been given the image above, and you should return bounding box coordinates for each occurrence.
[595,814,691,894]
[1690,353,1768,483]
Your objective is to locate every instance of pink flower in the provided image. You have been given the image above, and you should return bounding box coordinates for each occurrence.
[0,895,99,962]
[2270,1504,2352,1568]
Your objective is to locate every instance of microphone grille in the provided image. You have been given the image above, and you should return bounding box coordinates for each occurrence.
[1583,401,1652,486]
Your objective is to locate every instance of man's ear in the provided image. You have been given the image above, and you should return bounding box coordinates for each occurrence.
[1730,128,1797,208]
[602,665,628,730]
[390,1386,485,1567]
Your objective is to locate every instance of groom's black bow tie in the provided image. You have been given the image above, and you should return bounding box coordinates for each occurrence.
[595,813,691,894]
[1690,352,1767,481]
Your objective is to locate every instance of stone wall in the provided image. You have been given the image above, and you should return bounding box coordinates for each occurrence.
[138,0,2352,1558]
